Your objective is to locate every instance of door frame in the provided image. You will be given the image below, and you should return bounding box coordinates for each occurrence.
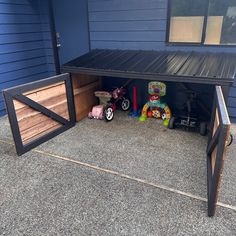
[207,85,231,216]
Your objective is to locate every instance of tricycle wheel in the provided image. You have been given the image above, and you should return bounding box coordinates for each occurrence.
[104,106,114,122]
[121,98,130,111]
[168,117,175,129]
[200,122,207,136]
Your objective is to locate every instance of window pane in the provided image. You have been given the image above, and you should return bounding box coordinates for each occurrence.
[169,0,207,43]
[205,0,236,45]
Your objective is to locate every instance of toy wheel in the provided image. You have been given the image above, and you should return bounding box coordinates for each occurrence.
[200,122,207,136]
[121,98,130,111]
[104,106,114,122]
[168,117,175,129]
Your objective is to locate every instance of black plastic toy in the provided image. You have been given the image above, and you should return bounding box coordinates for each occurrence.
[168,85,208,136]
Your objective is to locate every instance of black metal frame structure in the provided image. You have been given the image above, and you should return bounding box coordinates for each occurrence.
[166,0,236,47]
[3,73,76,156]
[207,86,230,216]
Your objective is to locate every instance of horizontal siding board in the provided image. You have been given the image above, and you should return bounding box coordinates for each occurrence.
[0,23,45,34]
[41,23,51,32]
[88,0,167,11]
[90,20,167,32]
[42,39,53,48]
[0,0,29,5]
[0,48,46,63]
[91,40,165,50]
[47,64,56,72]
[0,57,48,74]
[229,86,236,97]
[228,97,236,107]
[0,41,45,54]
[0,3,37,14]
[0,64,48,84]
[89,9,166,21]
[44,48,54,56]
[0,32,51,44]
[90,31,165,42]
[0,14,43,24]
[0,71,51,90]
[228,107,236,118]
[44,55,55,64]
[230,117,236,123]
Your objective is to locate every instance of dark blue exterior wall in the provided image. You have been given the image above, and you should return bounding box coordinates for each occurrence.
[52,0,90,65]
[88,0,236,121]
[0,0,56,116]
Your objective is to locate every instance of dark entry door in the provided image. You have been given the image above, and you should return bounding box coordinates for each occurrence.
[207,86,231,216]
[3,73,75,155]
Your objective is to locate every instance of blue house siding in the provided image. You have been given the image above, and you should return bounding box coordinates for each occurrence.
[52,0,90,65]
[88,0,236,121]
[0,0,55,116]
[38,0,57,74]
[88,0,168,51]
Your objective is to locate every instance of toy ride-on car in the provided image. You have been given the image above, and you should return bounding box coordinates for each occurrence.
[88,86,131,122]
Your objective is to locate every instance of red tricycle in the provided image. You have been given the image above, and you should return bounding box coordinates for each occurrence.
[88,84,131,122]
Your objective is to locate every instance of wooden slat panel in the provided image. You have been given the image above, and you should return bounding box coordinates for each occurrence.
[72,74,100,88]
[15,95,68,121]
[21,117,62,144]
[12,81,70,145]
[23,123,62,144]
[17,101,69,131]
[13,82,65,110]
[72,74,101,121]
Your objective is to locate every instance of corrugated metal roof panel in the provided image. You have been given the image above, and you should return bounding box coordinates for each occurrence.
[62,49,235,85]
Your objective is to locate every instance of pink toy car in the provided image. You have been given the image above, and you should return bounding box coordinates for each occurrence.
[88,104,114,121]
[88,85,130,122]
[88,105,105,120]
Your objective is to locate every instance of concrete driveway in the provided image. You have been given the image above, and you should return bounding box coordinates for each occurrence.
[0,112,236,235]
